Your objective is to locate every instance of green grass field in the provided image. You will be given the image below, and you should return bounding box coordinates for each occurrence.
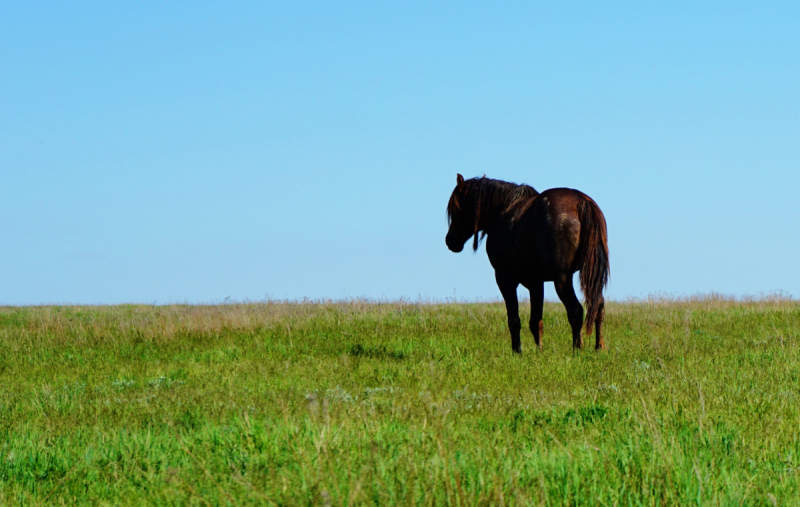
[1,297,799,505]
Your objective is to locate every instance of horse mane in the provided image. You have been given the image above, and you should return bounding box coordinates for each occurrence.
[447,176,539,250]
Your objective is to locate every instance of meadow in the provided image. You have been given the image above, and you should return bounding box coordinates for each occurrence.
[1,296,799,505]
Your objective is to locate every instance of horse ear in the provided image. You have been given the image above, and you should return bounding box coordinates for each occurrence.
[457,174,464,185]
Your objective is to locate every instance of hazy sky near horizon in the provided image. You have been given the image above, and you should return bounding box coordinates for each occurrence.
[2,2,799,305]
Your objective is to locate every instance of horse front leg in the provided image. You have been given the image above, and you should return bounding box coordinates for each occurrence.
[496,272,521,353]
[529,281,544,350]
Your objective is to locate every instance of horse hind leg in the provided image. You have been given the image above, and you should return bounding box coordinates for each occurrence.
[595,297,606,350]
[554,276,584,349]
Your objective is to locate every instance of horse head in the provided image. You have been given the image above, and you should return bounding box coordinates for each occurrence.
[445,173,478,252]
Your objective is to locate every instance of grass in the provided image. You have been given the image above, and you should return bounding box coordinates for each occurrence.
[1,296,799,505]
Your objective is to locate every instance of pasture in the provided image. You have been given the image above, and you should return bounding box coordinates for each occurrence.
[1,297,799,505]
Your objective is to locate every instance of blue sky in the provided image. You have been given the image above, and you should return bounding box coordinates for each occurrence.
[1,1,798,305]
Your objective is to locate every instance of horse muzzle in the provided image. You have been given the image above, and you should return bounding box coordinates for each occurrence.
[445,235,464,253]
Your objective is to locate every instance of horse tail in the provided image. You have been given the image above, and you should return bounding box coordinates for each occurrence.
[577,198,609,333]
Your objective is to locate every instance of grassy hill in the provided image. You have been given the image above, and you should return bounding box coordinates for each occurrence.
[1,297,799,505]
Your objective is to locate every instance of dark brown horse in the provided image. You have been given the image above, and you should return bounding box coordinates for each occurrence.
[446,174,609,352]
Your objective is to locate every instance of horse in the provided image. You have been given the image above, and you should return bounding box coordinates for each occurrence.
[445,174,609,352]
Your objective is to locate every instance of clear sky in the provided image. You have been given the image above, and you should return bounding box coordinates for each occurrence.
[2,2,798,305]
